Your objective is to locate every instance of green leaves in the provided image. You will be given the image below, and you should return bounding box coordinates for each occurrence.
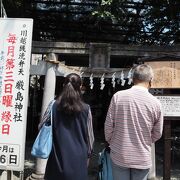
[92,0,180,44]
[92,0,114,20]
[101,0,113,6]
[3,0,179,44]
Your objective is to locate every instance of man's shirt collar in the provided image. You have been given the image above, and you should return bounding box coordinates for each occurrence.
[131,85,149,92]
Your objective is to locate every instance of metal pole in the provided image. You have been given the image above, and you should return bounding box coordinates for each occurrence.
[6,170,12,180]
[0,0,7,18]
[0,0,2,17]
[19,171,24,180]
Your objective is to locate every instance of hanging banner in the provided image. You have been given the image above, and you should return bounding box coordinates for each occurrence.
[0,18,33,171]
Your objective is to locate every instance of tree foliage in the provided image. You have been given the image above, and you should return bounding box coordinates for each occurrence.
[93,0,180,44]
[3,0,180,45]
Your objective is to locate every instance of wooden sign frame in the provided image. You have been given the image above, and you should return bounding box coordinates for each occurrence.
[145,61,180,88]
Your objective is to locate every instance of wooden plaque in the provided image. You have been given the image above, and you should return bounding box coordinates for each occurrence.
[89,43,110,69]
[145,61,180,88]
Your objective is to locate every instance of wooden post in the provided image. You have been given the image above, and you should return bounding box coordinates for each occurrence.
[163,119,171,180]
[28,53,58,179]
[148,144,156,180]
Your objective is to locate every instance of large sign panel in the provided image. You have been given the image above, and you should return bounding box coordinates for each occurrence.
[0,18,33,171]
[146,61,180,88]
[156,96,180,117]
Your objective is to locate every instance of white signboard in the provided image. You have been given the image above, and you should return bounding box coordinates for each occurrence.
[156,96,180,117]
[0,18,33,171]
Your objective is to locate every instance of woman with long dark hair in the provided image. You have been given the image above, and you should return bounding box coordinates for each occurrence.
[45,73,94,180]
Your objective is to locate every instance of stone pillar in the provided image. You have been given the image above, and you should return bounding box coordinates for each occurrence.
[148,143,156,180]
[28,53,59,180]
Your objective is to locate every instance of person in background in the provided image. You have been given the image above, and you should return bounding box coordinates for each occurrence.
[45,73,94,180]
[105,64,163,180]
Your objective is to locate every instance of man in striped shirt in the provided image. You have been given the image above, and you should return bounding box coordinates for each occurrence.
[105,64,163,180]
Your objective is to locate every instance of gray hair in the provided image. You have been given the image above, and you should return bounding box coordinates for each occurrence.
[132,64,154,83]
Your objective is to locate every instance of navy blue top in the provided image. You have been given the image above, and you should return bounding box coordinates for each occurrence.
[45,101,90,180]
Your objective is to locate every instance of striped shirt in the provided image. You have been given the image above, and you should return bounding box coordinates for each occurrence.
[105,85,163,169]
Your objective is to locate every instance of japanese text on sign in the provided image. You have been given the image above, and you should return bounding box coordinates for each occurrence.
[156,96,180,117]
[0,18,33,171]
[0,144,19,166]
[145,61,180,88]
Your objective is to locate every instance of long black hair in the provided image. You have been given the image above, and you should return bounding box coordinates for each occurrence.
[57,73,84,115]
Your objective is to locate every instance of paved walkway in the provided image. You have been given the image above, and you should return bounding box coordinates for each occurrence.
[0,131,180,180]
